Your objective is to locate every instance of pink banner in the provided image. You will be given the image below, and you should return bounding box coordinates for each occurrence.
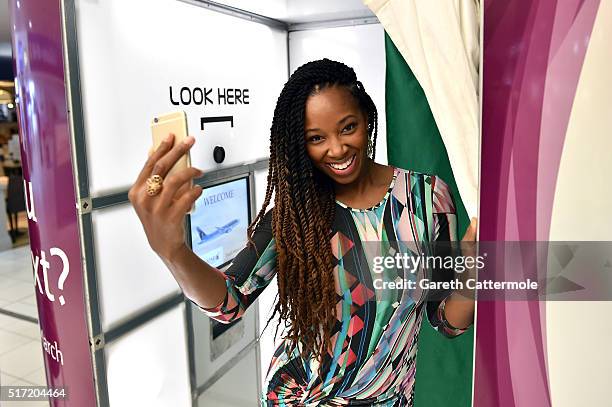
[10,1,96,405]
[476,0,600,406]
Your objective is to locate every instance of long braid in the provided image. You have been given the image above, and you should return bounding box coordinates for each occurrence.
[248,59,379,360]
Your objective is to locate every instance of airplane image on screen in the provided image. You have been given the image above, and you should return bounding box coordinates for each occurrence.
[195,219,240,244]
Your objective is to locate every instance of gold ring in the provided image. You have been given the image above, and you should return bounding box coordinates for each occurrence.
[146,174,164,196]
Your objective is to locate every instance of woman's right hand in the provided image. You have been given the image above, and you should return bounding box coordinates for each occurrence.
[128,133,204,262]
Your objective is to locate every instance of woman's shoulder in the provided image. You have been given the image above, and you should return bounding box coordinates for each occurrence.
[389,166,439,188]
[391,166,448,185]
[390,167,455,214]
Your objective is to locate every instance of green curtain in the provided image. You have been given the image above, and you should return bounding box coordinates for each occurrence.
[384,32,474,407]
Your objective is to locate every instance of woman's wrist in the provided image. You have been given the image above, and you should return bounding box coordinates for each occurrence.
[443,292,475,330]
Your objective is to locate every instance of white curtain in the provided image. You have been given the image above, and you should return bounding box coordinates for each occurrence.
[364,0,480,218]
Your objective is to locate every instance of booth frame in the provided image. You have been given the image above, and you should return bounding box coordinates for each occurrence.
[58,0,381,405]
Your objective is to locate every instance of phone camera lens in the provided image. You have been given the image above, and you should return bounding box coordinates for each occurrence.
[153,118,158,123]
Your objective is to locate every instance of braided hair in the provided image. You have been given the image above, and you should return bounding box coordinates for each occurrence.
[248,58,379,360]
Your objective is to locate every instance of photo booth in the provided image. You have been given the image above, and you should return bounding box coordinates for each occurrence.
[14,0,611,406]
[11,0,388,405]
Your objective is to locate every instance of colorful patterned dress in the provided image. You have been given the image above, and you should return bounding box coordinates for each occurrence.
[195,167,467,406]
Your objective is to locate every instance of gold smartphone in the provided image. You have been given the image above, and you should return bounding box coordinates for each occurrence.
[151,111,195,213]
[151,111,192,177]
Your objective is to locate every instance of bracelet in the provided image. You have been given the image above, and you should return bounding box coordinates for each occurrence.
[437,296,469,335]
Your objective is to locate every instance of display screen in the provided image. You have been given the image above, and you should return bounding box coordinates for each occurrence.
[189,177,250,269]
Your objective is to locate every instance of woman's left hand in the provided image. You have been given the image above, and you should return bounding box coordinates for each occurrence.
[460,217,478,259]
[462,217,478,242]
[443,217,478,330]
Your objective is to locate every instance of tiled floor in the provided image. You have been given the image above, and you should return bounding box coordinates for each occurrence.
[0,245,49,406]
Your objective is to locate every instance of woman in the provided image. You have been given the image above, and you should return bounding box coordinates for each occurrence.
[129,59,476,406]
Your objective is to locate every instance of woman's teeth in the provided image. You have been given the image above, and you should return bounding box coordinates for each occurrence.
[328,155,355,170]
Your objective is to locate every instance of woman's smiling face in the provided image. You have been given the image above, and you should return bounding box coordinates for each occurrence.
[304,85,369,185]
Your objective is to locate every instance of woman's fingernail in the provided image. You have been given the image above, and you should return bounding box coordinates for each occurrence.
[165,133,174,142]
[183,136,195,146]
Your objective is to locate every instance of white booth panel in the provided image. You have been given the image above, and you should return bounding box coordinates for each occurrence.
[75,0,288,195]
[289,24,388,165]
[208,0,288,20]
[198,347,260,406]
[92,205,181,330]
[190,298,258,389]
[284,0,375,23]
[213,0,374,23]
[106,304,191,407]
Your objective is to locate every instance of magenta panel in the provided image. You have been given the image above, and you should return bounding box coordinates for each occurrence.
[10,0,96,405]
[476,0,600,406]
